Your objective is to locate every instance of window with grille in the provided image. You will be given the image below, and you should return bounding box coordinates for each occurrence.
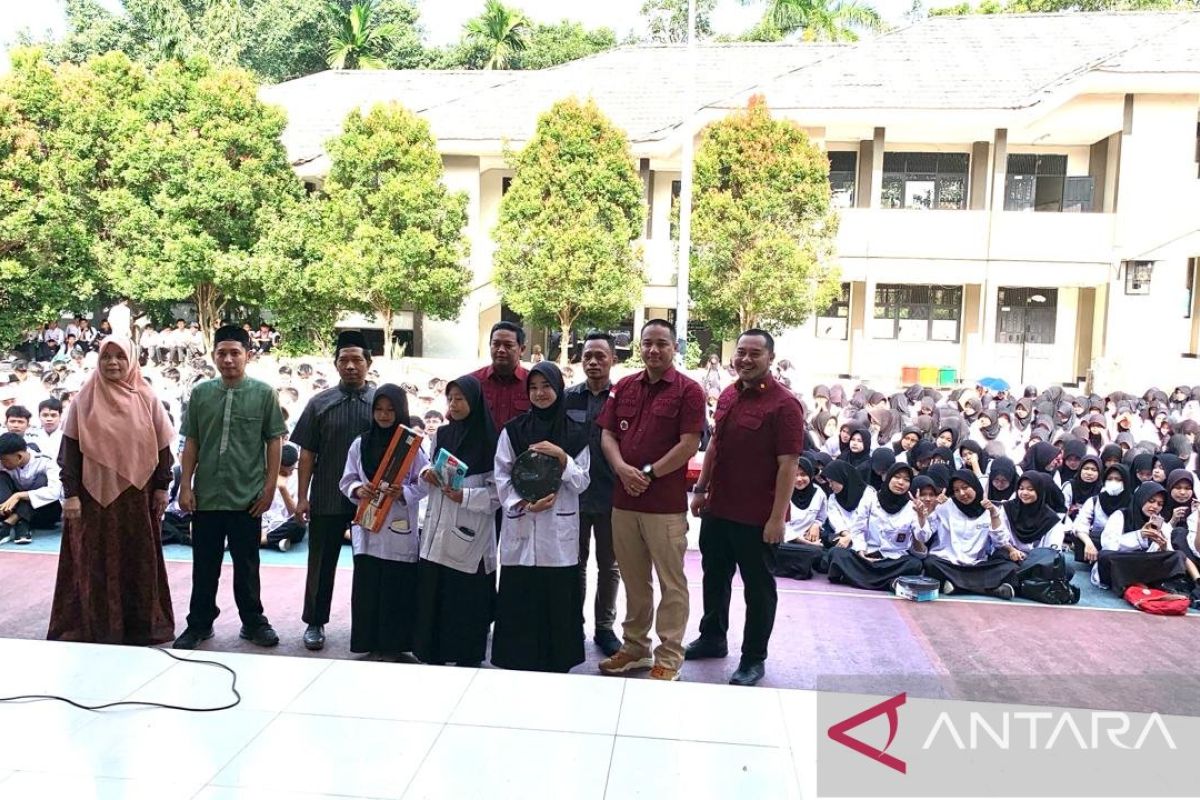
[815,282,851,340]
[1003,154,1092,212]
[872,284,963,341]
[880,152,969,210]
[995,287,1058,345]
[827,152,857,209]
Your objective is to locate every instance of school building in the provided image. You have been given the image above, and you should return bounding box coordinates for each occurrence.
[261,11,1200,391]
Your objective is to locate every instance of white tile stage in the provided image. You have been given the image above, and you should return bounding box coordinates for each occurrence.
[0,638,814,799]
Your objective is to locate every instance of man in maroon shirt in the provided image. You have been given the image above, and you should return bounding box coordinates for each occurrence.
[687,329,803,686]
[471,321,530,431]
[597,319,704,682]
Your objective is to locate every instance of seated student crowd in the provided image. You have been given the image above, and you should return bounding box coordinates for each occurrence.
[788,380,1200,606]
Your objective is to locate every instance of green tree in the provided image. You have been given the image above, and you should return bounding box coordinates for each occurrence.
[516,21,617,69]
[318,103,472,357]
[464,0,532,69]
[929,0,1192,12]
[326,0,400,69]
[0,49,108,348]
[493,98,646,365]
[744,0,886,41]
[97,57,302,342]
[688,96,840,339]
[641,0,717,42]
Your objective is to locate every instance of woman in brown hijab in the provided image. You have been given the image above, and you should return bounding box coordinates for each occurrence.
[48,337,177,645]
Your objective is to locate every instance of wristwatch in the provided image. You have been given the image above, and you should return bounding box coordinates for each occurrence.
[642,464,656,481]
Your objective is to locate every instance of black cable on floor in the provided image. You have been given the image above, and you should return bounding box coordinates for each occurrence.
[0,646,241,712]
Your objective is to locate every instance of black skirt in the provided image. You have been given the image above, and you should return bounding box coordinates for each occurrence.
[413,558,495,666]
[923,555,1018,594]
[351,555,418,655]
[772,541,826,580]
[491,564,584,674]
[1097,549,1188,596]
[1171,526,1200,571]
[827,548,923,591]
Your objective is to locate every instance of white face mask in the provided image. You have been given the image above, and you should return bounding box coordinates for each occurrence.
[1103,481,1125,496]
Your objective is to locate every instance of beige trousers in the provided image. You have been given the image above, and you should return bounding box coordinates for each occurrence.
[611,507,690,670]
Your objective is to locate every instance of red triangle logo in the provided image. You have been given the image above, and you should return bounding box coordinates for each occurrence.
[827,692,907,774]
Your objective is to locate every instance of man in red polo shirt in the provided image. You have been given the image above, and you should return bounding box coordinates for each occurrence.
[597,318,705,682]
[687,329,803,687]
[471,321,530,431]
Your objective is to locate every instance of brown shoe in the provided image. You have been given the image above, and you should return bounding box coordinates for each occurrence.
[648,665,681,682]
[599,650,654,675]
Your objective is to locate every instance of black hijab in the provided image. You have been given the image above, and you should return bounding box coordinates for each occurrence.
[360,384,410,478]
[877,463,914,515]
[1100,443,1124,466]
[925,463,951,493]
[838,428,872,468]
[823,459,868,511]
[1154,452,1186,477]
[958,439,989,474]
[504,362,588,457]
[1099,464,1132,517]
[1129,452,1154,488]
[937,424,960,450]
[893,426,922,455]
[987,456,1018,502]
[1162,468,1195,522]
[1068,455,1102,506]
[1057,439,1087,484]
[792,456,818,509]
[949,470,986,519]
[437,375,498,477]
[978,410,1002,441]
[1021,441,1060,474]
[1005,472,1062,545]
[1122,481,1165,533]
[907,439,936,470]
[861,447,896,490]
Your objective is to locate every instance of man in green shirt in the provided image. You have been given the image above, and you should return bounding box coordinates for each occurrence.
[174,325,287,650]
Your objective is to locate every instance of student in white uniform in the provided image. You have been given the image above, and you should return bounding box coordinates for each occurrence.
[1072,463,1129,565]
[774,456,828,580]
[1003,472,1078,604]
[492,362,591,673]
[827,463,930,591]
[415,375,500,668]
[0,432,63,544]
[341,385,429,660]
[820,460,876,550]
[1097,482,1190,596]
[925,470,1020,599]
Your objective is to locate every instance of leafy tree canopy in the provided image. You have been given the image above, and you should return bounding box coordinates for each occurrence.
[493,98,646,363]
[640,0,718,42]
[930,0,1195,13]
[688,96,841,339]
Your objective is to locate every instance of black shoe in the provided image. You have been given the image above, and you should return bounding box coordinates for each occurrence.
[172,627,214,650]
[593,629,622,657]
[684,637,728,661]
[729,660,766,687]
[240,624,280,648]
[303,624,325,651]
[986,583,1015,601]
[0,523,12,545]
[13,522,32,545]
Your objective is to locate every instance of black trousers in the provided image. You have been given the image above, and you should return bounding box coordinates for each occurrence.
[303,513,352,625]
[264,518,307,549]
[698,515,778,662]
[186,510,269,632]
[0,473,61,528]
[578,510,620,632]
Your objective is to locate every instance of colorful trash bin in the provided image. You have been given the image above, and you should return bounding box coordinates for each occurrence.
[918,366,938,386]
[938,367,958,387]
[901,366,919,385]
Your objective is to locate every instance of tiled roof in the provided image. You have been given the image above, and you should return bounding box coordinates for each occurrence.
[259,69,521,166]
[264,12,1200,166]
[717,12,1200,111]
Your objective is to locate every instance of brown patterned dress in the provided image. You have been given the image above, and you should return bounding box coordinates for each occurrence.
[47,436,176,645]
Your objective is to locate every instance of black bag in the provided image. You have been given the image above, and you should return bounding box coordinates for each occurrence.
[1018,550,1080,605]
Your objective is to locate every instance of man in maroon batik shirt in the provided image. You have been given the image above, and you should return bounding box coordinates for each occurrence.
[471,321,530,432]
[688,329,803,687]
[597,319,705,683]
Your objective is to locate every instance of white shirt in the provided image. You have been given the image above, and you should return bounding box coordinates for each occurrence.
[419,431,501,575]
[852,497,930,559]
[1073,495,1113,539]
[1002,507,1068,553]
[1,451,62,508]
[825,486,876,537]
[261,469,299,534]
[42,327,64,346]
[929,502,1008,566]
[1101,511,1163,553]
[340,437,429,563]
[785,486,828,541]
[493,430,590,568]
